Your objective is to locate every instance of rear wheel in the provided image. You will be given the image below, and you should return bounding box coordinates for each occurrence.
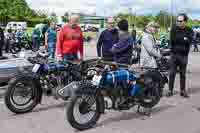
[24,43,31,50]
[140,81,161,108]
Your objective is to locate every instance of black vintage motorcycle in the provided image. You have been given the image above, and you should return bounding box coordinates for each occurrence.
[4,58,100,114]
[10,36,32,54]
[66,60,168,131]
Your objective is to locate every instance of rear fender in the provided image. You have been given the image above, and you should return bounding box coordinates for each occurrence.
[143,70,165,96]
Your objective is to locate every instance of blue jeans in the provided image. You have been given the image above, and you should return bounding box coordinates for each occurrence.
[47,42,56,59]
[63,54,78,62]
[32,37,40,51]
[48,47,55,59]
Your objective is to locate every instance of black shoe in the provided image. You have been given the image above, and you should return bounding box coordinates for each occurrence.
[180,91,190,98]
[166,91,173,97]
[0,56,8,60]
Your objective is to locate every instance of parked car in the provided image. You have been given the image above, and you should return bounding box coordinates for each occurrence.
[6,22,27,30]
[0,59,33,87]
[0,50,40,87]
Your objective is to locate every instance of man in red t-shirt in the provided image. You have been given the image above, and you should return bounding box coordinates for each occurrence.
[56,15,84,61]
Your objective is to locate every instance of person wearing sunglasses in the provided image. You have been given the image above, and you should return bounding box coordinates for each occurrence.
[97,17,119,61]
[167,13,193,98]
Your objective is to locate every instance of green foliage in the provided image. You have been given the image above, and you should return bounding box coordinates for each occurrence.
[116,13,152,29]
[155,11,171,29]
[48,12,58,23]
[0,0,47,26]
[135,16,151,29]
[61,16,67,23]
[62,12,69,23]
[26,18,47,27]
[155,11,177,32]
[115,10,200,32]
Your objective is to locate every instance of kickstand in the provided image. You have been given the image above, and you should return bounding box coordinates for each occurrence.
[137,105,141,113]
[144,108,151,117]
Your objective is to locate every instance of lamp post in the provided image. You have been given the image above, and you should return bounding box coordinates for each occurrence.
[170,0,173,28]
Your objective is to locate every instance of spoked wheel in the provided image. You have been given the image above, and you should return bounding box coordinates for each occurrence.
[67,95,102,131]
[10,46,21,54]
[10,47,17,54]
[4,77,39,114]
[15,46,21,53]
[24,43,30,50]
[11,83,33,106]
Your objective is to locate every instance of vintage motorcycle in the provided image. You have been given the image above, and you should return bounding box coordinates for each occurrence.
[10,36,32,54]
[4,58,100,114]
[66,60,168,131]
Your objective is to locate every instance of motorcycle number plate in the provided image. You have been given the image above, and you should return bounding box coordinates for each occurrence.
[92,75,102,86]
[32,64,40,73]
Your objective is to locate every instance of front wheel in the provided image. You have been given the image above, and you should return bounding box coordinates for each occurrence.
[67,94,102,131]
[4,76,40,114]
[24,43,31,50]
[10,44,21,54]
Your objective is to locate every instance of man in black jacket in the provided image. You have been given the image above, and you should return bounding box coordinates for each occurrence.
[97,17,119,61]
[167,13,193,98]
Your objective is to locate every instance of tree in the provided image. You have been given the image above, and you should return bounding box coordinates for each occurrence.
[156,11,170,30]
[136,16,151,29]
[62,12,69,23]
[0,0,47,25]
[155,11,177,31]
[49,12,57,22]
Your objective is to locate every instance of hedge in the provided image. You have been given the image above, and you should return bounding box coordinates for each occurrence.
[26,18,46,27]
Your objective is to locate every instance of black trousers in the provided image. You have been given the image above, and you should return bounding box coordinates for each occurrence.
[5,39,10,53]
[169,54,188,92]
[193,43,199,52]
[0,40,3,56]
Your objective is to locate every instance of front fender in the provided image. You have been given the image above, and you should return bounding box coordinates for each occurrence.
[63,81,105,113]
[13,72,43,103]
[63,81,97,97]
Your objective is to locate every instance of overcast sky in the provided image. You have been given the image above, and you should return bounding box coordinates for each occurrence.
[26,0,200,19]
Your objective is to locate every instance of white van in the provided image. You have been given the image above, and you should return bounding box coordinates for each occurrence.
[6,22,27,30]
